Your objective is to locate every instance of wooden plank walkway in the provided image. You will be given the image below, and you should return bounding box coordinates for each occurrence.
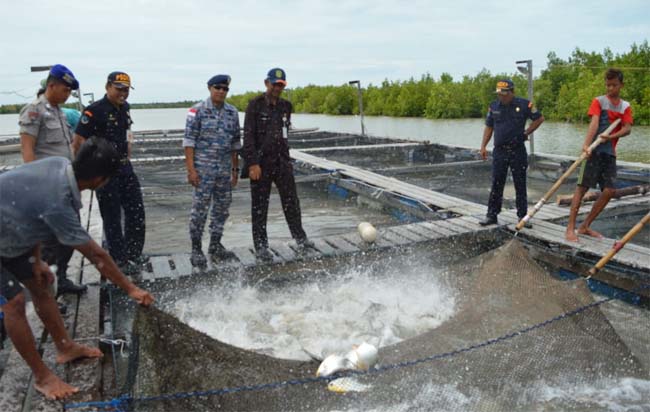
[291,149,488,216]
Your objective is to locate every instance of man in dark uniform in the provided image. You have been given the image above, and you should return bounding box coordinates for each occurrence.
[479,79,545,226]
[72,72,146,274]
[242,68,314,262]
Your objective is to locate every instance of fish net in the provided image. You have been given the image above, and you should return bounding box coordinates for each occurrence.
[122,239,650,411]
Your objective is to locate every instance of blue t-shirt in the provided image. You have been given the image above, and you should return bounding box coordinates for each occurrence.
[0,157,90,257]
[62,107,81,131]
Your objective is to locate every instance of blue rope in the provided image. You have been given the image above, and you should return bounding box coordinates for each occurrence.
[64,281,649,411]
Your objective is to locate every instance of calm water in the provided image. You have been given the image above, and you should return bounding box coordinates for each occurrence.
[1,109,648,162]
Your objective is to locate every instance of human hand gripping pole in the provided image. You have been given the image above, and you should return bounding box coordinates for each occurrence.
[515,119,621,231]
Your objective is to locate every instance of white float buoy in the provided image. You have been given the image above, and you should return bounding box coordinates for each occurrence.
[357,222,377,243]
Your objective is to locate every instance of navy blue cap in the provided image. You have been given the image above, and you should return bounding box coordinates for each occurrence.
[207,74,231,87]
[496,79,514,94]
[107,71,134,89]
[49,64,79,90]
[266,68,287,85]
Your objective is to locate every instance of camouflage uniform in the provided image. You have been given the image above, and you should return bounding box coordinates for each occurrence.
[183,98,241,256]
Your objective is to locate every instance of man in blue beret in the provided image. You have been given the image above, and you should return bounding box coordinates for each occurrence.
[479,79,545,226]
[18,64,87,296]
[242,68,314,262]
[183,74,241,268]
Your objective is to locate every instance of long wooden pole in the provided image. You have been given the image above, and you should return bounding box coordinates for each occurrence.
[515,119,621,231]
[588,211,650,276]
[555,184,650,206]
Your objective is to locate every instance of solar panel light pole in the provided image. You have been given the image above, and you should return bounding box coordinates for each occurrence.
[83,92,95,105]
[31,64,84,111]
[348,80,366,136]
[516,59,534,166]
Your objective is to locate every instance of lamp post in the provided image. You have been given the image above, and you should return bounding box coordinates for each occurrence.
[31,65,84,111]
[348,80,366,136]
[516,59,534,165]
[83,92,95,105]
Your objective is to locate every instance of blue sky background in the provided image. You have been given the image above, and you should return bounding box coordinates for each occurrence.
[1,0,648,104]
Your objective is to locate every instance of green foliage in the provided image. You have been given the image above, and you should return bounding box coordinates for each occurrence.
[226,41,649,125]
[3,42,647,124]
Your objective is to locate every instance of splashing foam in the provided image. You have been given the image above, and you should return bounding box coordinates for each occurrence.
[171,264,456,360]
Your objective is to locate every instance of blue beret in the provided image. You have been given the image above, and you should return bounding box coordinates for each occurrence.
[207,74,231,87]
[49,64,79,90]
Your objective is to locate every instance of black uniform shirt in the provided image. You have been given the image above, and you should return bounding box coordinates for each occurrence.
[242,94,292,169]
[485,97,541,147]
[75,95,133,173]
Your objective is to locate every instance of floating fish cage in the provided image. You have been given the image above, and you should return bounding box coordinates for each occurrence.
[104,231,649,412]
[0,130,648,412]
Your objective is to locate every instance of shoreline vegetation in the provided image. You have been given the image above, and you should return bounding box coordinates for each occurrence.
[2,43,648,125]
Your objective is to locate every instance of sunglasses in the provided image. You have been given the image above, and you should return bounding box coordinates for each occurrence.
[212,85,229,92]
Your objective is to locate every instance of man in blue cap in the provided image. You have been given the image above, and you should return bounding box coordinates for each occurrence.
[72,71,147,275]
[18,64,87,296]
[242,68,314,262]
[479,79,545,226]
[183,74,241,268]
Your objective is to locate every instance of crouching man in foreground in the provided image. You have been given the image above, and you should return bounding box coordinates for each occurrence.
[0,137,154,400]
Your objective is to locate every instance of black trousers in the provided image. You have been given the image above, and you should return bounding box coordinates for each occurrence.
[96,171,146,265]
[41,241,75,284]
[250,162,306,251]
[487,144,528,219]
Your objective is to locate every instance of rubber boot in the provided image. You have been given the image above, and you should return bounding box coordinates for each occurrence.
[208,236,237,262]
[190,238,207,269]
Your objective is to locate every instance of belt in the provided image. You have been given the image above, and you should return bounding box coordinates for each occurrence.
[497,141,524,150]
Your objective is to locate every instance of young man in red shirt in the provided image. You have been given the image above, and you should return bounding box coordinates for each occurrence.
[565,69,633,242]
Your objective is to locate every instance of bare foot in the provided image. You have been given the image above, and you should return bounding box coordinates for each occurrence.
[577,227,604,239]
[56,342,103,364]
[34,371,79,400]
[565,229,579,242]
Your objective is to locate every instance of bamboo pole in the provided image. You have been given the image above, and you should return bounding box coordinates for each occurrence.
[588,211,650,276]
[516,119,621,231]
[555,184,650,206]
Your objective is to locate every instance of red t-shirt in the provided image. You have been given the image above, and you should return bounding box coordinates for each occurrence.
[587,96,633,156]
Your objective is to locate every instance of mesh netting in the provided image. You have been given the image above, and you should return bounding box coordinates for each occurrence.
[124,239,650,411]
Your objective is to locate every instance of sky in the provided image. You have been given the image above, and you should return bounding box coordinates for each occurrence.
[1,0,648,105]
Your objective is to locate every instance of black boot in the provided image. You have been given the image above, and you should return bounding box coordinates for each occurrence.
[57,277,88,296]
[190,238,207,269]
[255,248,274,263]
[208,237,237,262]
[296,238,315,253]
[479,215,498,226]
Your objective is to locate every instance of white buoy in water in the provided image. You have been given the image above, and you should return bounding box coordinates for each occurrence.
[357,222,377,243]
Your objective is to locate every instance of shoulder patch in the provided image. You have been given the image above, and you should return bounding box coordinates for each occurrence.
[187,108,197,118]
[83,110,93,117]
[28,111,40,120]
